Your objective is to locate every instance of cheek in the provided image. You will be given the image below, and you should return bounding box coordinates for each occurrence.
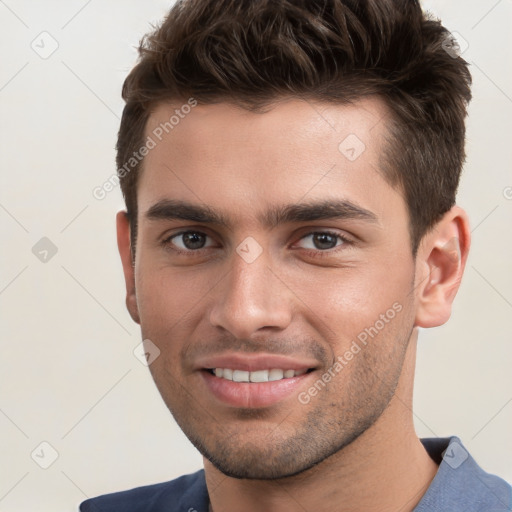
[285,262,413,343]
[135,265,214,337]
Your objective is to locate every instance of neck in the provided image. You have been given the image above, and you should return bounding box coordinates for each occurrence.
[204,331,438,512]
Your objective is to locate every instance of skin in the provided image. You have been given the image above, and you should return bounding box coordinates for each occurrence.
[117,97,470,512]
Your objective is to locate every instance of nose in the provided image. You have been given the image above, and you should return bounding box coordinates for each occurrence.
[209,251,293,339]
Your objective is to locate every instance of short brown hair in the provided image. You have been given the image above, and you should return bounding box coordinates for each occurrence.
[117,0,472,256]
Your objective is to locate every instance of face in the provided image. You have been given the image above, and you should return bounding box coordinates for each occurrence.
[123,98,420,479]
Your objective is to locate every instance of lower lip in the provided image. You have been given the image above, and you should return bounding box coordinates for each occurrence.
[201,370,312,408]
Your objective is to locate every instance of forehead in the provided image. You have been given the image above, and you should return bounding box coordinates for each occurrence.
[138,97,402,224]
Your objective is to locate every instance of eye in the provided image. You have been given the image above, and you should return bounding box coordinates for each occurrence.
[164,231,215,251]
[296,231,347,251]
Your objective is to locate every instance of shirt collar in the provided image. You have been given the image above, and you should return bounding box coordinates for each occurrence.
[415,436,511,511]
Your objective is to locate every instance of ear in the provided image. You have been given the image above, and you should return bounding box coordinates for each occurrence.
[116,211,140,324]
[414,206,470,328]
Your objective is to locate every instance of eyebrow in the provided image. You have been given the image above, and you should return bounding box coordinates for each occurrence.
[144,199,378,228]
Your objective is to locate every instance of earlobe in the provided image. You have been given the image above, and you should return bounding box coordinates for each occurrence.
[116,211,141,324]
[414,206,470,328]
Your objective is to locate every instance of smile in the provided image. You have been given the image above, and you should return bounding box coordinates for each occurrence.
[209,368,309,382]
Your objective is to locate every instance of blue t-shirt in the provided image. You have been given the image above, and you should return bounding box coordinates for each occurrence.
[80,436,511,511]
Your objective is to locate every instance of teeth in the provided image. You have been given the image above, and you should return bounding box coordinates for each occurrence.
[250,370,268,383]
[232,370,250,382]
[211,368,308,382]
[269,369,284,381]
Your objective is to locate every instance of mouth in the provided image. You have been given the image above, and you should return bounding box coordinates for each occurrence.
[206,367,313,382]
[197,355,318,408]
[195,353,320,408]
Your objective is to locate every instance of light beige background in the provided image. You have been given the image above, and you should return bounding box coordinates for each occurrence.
[0,0,511,510]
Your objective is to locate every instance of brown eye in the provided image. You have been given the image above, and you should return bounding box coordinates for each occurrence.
[167,231,214,251]
[298,232,344,251]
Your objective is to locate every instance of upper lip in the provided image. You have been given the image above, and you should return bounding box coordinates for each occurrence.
[194,353,319,372]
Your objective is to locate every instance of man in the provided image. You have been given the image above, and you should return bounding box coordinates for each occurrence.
[81,0,511,510]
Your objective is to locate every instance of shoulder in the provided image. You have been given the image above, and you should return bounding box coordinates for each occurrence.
[79,469,208,512]
[417,436,512,511]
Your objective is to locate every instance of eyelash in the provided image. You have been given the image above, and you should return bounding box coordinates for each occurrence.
[297,230,353,258]
[161,230,353,258]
